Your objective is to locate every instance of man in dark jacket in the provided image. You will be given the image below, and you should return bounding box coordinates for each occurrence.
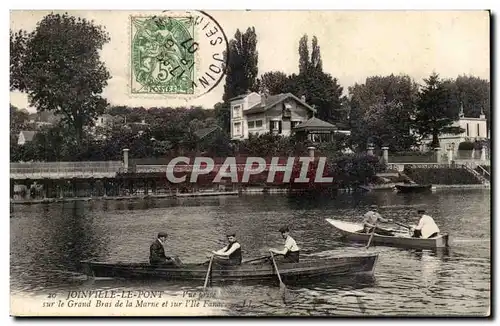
[149,232,181,267]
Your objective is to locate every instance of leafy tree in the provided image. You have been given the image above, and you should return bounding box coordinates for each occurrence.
[443,75,490,128]
[10,30,29,91]
[348,74,419,151]
[298,35,309,74]
[10,13,111,144]
[10,104,29,143]
[288,35,343,123]
[222,27,259,102]
[286,70,343,123]
[257,71,288,95]
[414,72,463,148]
[214,102,230,132]
[310,36,322,71]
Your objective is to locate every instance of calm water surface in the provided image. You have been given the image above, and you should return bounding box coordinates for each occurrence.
[10,189,490,316]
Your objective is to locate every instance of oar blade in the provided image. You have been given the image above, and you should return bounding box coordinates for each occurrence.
[279,283,287,304]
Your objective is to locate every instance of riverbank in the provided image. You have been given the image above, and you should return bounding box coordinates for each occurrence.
[9,183,489,205]
[433,184,490,190]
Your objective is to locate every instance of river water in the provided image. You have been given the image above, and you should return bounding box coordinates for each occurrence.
[10,189,490,316]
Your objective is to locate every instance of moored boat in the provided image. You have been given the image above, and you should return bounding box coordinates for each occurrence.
[80,253,378,283]
[395,183,433,193]
[326,219,449,249]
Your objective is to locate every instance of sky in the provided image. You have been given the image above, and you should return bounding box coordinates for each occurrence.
[9,10,490,112]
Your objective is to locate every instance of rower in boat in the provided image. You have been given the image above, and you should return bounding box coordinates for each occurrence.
[269,226,300,263]
[210,231,242,266]
[411,210,440,239]
[363,205,394,236]
[149,232,182,267]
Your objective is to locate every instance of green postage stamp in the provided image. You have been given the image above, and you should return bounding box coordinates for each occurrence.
[130,11,228,98]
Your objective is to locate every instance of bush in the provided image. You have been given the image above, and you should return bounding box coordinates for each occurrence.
[458,141,474,151]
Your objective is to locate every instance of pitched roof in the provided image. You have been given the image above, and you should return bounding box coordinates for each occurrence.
[244,93,317,115]
[227,93,252,101]
[193,126,222,139]
[293,117,338,130]
[19,130,37,141]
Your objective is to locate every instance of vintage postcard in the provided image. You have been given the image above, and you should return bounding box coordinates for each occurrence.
[9,10,490,317]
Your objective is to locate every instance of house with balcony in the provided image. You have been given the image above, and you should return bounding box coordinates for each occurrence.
[230,92,316,140]
[230,92,351,143]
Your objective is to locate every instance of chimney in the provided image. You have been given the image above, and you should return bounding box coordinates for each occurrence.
[261,89,269,106]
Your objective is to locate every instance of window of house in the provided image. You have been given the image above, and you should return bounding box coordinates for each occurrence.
[248,121,255,129]
[255,120,263,128]
[466,123,469,136]
[291,120,301,129]
[477,123,480,137]
[271,120,279,130]
[232,105,242,118]
[234,122,241,135]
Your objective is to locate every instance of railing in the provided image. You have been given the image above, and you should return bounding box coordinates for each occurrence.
[10,161,123,179]
[388,155,437,164]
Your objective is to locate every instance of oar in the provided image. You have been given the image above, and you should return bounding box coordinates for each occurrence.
[243,256,270,264]
[270,252,287,304]
[203,255,214,289]
[394,221,412,229]
[365,223,378,249]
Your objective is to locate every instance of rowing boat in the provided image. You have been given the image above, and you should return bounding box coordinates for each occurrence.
[326,219,449,249]
[80,253,378,283]
[395,184,433,193]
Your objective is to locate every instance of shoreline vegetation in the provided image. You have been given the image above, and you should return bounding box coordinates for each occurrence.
[10,184,490,206]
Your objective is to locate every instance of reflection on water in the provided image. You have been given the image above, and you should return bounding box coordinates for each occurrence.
[10,189,490,316]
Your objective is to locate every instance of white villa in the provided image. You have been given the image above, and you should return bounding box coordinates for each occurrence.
[229,91,349,142]
[418,104,489,155]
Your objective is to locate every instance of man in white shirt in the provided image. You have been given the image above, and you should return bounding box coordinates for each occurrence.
[412,210,440,239]
[210,231,242,266]
[362,205,394,236]
[269,226,300,263]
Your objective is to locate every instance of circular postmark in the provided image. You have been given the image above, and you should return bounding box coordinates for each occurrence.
[130,10,229,100]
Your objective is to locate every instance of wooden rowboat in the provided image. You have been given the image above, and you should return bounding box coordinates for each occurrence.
[326,219,449,250]
[80,253,378,283]
[395,183,433,193]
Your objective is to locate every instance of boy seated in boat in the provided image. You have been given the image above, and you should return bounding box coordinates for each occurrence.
[363,205,394,236]
[411,210,440,239]
[149,232,182,267]
[269,226,300,263]
[210,231,242,266]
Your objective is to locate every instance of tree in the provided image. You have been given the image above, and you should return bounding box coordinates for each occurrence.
[256,71,288,95]
[10,104,29,143]
[222,27,259,102]
[310,36,322,71]
[10,30,29,91]
[414,72,463,148]
[298,34,309,74]
[10,13,111,144]
[214,102,230,133]
[286,70,343,123]
[289,35,343,123]
[443,75,490,128]
[348,74,420,151]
